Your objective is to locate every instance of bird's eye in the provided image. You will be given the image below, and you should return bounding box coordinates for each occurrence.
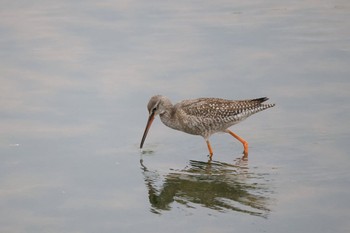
[152,107,157,113]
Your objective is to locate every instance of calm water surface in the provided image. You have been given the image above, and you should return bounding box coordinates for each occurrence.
[1,1,350,232]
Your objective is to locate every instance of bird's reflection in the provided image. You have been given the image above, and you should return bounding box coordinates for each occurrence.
[140,158,272,217]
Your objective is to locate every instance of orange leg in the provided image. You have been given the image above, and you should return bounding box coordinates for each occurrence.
[206,140,213,159]
[227,130,248,157]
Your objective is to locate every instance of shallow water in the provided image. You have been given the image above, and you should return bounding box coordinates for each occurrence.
[1,1,350,232]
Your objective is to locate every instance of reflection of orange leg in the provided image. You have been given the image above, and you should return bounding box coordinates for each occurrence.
[206,140,213,159]
[226,130,248,157]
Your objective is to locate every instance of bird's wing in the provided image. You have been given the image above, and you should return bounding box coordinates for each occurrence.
[178,98,268,118]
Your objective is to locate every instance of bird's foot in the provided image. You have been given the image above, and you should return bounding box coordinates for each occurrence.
[241,151,248,161]
[207,153,213,162]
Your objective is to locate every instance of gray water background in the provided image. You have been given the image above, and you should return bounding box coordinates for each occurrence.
[1,1,350,232]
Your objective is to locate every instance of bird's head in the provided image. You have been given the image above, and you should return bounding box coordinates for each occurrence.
[146,95,167,116]
[140,95,171,149]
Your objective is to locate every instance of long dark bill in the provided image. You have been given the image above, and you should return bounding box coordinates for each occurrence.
[140,112,155,149]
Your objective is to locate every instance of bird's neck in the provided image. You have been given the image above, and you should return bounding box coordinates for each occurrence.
[159,106,180,131]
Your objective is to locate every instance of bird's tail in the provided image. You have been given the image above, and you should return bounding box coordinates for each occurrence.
[251,97,269,103]
[249,97,275,113]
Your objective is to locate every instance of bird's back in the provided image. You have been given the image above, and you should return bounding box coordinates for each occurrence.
[174,97,275,137]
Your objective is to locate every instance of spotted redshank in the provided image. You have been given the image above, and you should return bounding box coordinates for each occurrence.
[140,95,275,159]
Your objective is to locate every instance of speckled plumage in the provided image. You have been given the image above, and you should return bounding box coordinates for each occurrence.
[140,95,275,158]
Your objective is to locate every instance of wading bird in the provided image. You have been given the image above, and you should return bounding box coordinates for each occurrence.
[140,95,274,159]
